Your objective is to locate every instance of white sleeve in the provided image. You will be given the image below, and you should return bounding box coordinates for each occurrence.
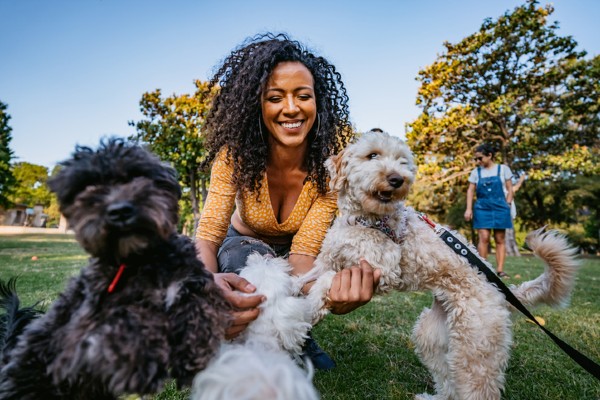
[468,168,479,184]
[502,165,514,181]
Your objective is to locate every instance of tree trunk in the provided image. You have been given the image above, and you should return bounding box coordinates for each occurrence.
[58,214,69,233]
[188,168,199,237]
[194,178,209,239]
[200,178,208,210]
[506,228,521,256]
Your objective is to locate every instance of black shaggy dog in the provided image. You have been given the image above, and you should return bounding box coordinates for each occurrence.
[0,138,230,400]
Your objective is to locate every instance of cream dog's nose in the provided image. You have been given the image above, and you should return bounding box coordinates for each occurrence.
[387,173,404,188]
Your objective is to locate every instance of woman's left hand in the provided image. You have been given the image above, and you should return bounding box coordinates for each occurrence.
[327,259,381,315]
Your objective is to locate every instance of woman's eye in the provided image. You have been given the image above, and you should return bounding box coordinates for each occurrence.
[368,153,378,160]
[267,96,282,103]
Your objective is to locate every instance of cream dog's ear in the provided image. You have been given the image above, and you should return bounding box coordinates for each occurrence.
[325,149,347,191]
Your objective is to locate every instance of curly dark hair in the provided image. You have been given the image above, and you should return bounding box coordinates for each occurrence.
[202,32,354,195]
[475,143,497,157]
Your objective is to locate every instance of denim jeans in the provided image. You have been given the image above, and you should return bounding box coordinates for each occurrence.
[217,225,291,274]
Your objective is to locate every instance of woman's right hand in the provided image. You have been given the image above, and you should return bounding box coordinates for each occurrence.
[212,272,265,339]
[326,259,381,315]
[464,209,473,221]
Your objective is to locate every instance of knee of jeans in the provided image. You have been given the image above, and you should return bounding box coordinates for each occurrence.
[217,237,275,274]
[239,238,276,257]
[218,249,244,274]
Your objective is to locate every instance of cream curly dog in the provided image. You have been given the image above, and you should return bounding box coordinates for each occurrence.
[307,130,579,400]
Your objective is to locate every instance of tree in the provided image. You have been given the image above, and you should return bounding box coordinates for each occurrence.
[516,176,599,252]
[406,0,599,233]
[9,162,52,207]
[44,165,64,227]
[0,101,17,208]
[130,80,217,234]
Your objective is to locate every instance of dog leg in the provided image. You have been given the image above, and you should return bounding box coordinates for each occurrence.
[168,280,228,387]
[306,270,336,325]
[412,297,454,400]
[443,289,511,400]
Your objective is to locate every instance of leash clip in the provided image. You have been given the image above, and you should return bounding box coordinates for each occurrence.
[417,212,446,236]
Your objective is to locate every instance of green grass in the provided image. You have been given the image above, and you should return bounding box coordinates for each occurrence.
[1,234,599,399]
[0,234,88,308]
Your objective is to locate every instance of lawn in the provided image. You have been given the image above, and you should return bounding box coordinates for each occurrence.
[1,234,599,399]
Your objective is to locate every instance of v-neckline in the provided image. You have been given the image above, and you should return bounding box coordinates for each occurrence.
[264,174,307,226]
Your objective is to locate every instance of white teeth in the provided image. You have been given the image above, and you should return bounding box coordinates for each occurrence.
[281,121,302,129]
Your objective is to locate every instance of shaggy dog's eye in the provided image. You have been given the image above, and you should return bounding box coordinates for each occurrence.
[367,153,379,160]
[78,186,108,207]
[81,195,103,207]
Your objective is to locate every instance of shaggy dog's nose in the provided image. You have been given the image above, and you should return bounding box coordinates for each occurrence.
[106,201,136,225]
[387,174,404,188]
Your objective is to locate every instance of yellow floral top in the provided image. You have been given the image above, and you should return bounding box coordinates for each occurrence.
[196,149,338,257]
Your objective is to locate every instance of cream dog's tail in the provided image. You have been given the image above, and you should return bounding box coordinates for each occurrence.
[510,228,580,309]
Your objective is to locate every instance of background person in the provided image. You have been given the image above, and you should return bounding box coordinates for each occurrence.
[510,173,526,220]
[506,173,526,256]
[464,143,514,278]
[195,33,380,370]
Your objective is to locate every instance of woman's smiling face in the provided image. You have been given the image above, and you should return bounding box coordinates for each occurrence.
[261,61,317,150]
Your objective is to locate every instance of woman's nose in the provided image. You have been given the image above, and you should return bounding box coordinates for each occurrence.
[283,95,299,113]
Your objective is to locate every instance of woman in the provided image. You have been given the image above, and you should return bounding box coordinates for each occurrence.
[464,143,514,277]
[195,33,380,369]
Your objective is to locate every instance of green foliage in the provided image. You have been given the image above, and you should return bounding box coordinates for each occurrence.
[43,165,64,226]
[43,200,62,228]
[9,162,52,207]
[516,175,600,252]
[406,1,600,234]
[130,80,217,234]
[0,100,17,208]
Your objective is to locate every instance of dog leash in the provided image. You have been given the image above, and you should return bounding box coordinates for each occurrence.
[417,213,600,381]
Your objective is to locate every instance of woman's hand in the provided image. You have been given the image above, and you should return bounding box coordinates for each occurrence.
[326,259,381,315]
[464,209,473,221]
[213,272,265,339]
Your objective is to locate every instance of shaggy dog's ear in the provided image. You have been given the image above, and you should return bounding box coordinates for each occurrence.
[325,149,347,192]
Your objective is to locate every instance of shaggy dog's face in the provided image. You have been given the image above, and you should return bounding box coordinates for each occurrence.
[49,139,181,259]
[65,177,179,258]
[327,131,416,216]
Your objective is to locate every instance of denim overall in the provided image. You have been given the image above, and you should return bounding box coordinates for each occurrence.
[473,165,512,229]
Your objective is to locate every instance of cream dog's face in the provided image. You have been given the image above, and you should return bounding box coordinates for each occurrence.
[327,131,416,216]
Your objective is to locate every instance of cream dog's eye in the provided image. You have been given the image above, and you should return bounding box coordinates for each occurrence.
[367,153,379,160]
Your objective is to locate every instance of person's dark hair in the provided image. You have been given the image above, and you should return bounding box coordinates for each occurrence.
[475,143,496,157]
[202,32,353,195]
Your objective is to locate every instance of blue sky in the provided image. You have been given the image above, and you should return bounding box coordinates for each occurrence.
[1,0,598,169]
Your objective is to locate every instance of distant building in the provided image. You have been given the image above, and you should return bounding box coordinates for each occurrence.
[0,203,48,227]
